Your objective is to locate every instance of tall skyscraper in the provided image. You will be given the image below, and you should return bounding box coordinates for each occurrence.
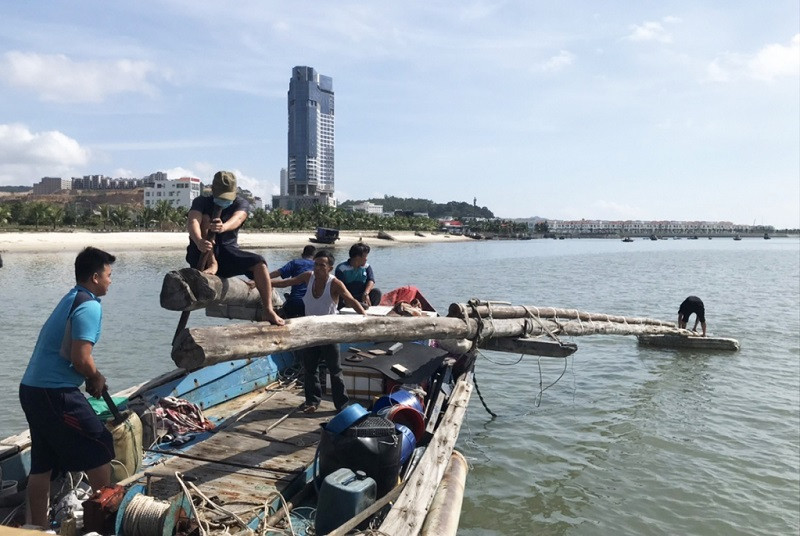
[273,66,336,211]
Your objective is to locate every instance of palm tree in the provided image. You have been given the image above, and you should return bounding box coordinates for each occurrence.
[26,202,50,230]
[153,200,174,231]
[0,204,11,226]
[110,206,132,229]
[98,204,114,231]
[46,205,65,230]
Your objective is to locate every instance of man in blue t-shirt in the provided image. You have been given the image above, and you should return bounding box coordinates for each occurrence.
[186,171,283,325]
[269,245,315,318]
[335,242,381,309]
[19,247,117,528]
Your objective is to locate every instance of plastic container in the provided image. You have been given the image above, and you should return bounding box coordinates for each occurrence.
[317,415,401,497]
[394,424,416,465]
[315,468,376,535]
[372,388,423,414]
[376,405,425,442]
[326,404,369,435]
[105,410,143,484]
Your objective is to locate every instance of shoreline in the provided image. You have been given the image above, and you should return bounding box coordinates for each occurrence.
[0,230,471,253]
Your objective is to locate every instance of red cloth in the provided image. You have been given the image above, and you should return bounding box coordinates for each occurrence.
[379,286,434,312]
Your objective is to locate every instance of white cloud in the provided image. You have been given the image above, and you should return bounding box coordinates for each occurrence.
[627,18,678,44]
[707,34,800,82]
[0,124,90,185]
[0,51,159,103]
[539,50,575,73]
[112,168,136,178]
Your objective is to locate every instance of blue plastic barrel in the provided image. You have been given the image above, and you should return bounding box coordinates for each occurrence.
[372,389,423,414]
[395,424,416,465]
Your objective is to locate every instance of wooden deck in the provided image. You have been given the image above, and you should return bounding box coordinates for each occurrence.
[144,386,334,516]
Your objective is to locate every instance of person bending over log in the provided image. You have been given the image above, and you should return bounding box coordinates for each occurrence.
[19,247,116,528]
[335,242,381,310]
[271,250,366,412]
[269,245,316,318]
[678,295,706,337]
[186,171,284,325]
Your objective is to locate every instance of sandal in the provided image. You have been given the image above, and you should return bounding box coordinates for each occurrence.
[302,404,318,413]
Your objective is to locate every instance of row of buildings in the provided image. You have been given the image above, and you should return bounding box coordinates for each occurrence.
[542,219,774,235]
[32,172,166,195]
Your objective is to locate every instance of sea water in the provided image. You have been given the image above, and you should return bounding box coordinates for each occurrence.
[0,237,798,535]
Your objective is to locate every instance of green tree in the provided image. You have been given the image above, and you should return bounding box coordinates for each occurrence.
[26,201,51,229]
[0,204,11,225]
[46,204,65,230]
[153,200,174,231]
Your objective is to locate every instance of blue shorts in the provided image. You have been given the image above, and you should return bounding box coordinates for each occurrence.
[19,384,115,475]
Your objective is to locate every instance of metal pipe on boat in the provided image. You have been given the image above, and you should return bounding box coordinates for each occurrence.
[419,450,469,536]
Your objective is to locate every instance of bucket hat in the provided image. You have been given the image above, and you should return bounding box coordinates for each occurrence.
[212,171,237,201]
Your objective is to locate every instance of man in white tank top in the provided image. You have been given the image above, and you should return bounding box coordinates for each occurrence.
[271,251,366,412]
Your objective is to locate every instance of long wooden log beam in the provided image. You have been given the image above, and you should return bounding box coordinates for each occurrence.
[171,314,690,370]
[448,303,675,327]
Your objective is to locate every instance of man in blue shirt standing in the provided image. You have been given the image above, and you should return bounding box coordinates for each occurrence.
[269,245,315,318]
[19,247,117,528]
[335,243,381,309]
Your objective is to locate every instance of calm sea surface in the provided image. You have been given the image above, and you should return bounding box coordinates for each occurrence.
[1,237,798,535]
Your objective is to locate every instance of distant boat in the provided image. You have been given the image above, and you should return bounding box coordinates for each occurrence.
[649,234,658,241]
[688,235,699,240]
[733,235,742,241]
[309,227,340,244]
[764,232,771,240]
[622,237,634,243]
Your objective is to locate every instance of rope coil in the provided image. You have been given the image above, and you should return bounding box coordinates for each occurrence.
[122,493,171,536]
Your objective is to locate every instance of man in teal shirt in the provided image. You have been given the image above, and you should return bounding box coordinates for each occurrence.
[19,247,116,528]
[334,243,381,309]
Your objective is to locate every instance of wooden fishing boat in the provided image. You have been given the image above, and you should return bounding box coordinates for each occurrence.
[1,281,480,535]
[0,269,741,535]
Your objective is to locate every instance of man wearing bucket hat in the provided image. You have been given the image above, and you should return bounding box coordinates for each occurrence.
[186,171,284,325]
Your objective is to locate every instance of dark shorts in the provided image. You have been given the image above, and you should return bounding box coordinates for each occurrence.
[186,243,265,279]
[679,297,705,323]
[19,384,114,475]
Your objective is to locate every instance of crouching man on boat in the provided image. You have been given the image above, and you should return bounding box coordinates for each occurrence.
[272,250,366,412]
[678,296,707,337]
[335,242,381,309]
[18,247,117,528]
[186,170,284,325]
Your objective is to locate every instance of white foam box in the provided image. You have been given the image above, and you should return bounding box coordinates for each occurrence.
[340,364,384,403]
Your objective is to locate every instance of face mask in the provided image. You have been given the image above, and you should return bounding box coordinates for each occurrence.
[213,198,233,209]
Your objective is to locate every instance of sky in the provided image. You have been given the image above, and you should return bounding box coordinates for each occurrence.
[0,2,798,228]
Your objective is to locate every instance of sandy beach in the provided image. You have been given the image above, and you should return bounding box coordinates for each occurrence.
[0,230,470,253]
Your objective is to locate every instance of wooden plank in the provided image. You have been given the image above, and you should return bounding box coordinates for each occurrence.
[637,334,740,351]
[143,383,332,514]
[379,374,473,535]
[480,337,577,357]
